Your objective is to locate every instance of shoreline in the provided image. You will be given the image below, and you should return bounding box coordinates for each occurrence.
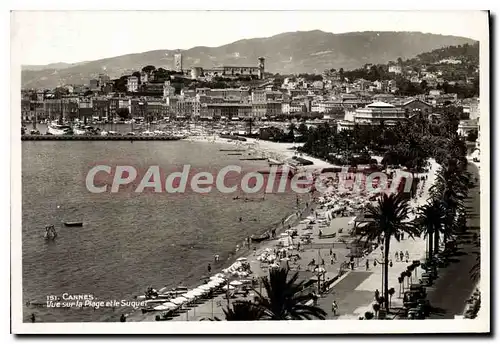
[123,137,320,322]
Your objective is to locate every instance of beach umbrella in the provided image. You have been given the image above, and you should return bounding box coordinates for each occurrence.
[210,273,225,279]
[154,304,172,311]
[181,293,196,300]
[236,257,247,261]
[170,297,188,305]
[206,281,220,288]
[190,289,206,297]
[229,280,243,286]
[222,285,235,291]
[158,302,177,310]
[197,284,212,291]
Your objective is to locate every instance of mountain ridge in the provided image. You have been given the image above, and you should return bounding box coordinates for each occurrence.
[21,30,477,89]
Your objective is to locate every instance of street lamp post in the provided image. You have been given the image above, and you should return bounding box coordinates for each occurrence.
[373,257,392,302]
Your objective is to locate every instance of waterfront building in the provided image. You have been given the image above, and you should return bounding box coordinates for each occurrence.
[92,98,110,120]
[145,100,166,120]
[43,98,79,121]
[78,99,93,121]
[200,103,252,120]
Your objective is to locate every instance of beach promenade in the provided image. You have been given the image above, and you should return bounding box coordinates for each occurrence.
[317,160,439,319]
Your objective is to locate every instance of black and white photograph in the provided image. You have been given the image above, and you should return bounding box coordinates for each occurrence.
[10,8,490,334]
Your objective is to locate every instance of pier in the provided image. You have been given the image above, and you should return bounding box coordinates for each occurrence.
[239,158,268,161]
[21,135,184,141]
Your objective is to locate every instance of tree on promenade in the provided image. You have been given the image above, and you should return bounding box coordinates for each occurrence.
[254,268,327,320]
[222,300,265,321]
[417,199,445,260]
[361,193,420,312]
[429,160,471,253]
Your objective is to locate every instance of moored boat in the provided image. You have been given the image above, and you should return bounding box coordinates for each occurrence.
[63,221,83,227]
[47,121,72,136]
[250,232,270,243]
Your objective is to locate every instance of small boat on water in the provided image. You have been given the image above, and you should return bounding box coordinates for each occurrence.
[47,121,72,136]
[63,221,83,227]
[44,225,57,240]
[250,233,270,243]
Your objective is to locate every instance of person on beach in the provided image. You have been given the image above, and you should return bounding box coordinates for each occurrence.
[330,256,334,265]
[30,313,36,323]
[333,253,336,261]
[331,301,338,316]
[120,314,126,322]
[253,247,257,256]
[366,259,369,270]
[214,254,220,262]
[395,252,399,262]
[399,251,404,262]
[405,250,410,261]
[329,248,333,256]
[207,263,212,273]
[239,217,242,222]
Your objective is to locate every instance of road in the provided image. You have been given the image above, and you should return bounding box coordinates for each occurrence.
[426,163,481,318]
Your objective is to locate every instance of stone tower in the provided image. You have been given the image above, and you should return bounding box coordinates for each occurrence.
[174,52,183,73]
[258,57,265,80]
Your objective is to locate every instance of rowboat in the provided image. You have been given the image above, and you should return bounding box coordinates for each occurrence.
[63,221,83,227]
[250,233,270,243]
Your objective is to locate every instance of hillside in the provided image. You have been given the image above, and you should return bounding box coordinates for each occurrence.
[413,42,479,65]
[21,30,476,89]
[22,61,89,72]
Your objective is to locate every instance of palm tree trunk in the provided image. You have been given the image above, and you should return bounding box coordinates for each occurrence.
[427,226,433,260]
[384,234,390,312]
[434,228,439,255]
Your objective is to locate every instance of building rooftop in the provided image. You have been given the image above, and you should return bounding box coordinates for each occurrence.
[366,101,395,108]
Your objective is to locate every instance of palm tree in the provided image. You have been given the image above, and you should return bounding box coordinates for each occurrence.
[430,163,470,253]
[417,199,445,260]
[222,300,265,321]
[254,267,327,320]
[470,236,481,282]
[361,193,420,312]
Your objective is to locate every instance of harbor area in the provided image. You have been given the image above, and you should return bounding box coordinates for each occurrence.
[21,134,183,141]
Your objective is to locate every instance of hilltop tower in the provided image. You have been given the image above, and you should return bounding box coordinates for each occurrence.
[174,52,183,72]
[258,57,265,80]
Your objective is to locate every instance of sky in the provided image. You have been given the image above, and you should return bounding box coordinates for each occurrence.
[11,10,487,65]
